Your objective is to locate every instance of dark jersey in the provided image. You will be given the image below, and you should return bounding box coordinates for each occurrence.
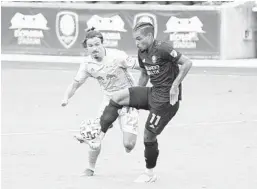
[138,40,182,106]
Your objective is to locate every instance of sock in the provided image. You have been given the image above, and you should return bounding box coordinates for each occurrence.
[88,145,101,171]
[100,100,122,133]
[144,140,159,169]
[145,168,154,175]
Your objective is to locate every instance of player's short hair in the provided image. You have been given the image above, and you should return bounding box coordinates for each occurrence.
[133,22,154,37]
[82,27,103,48]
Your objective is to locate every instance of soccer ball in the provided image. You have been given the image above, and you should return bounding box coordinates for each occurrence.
[80,118,101,141]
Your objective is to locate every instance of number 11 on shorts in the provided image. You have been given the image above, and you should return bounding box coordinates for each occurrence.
[149,113,161,128]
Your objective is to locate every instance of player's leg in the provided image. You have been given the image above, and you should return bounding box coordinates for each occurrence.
[123,132,137,153]
[100,87,149,134]
[89,87,149,150]
[134,117,159,183]
[134,102,180,183]
[74,118,102,176]
[82,97,110,176]
[100,88,130,133]
[82,145,101,176]
[118,107,139,153]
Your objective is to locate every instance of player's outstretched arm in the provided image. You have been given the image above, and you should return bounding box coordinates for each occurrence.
[138,68,149,86]
[170,54,192,105]
[61,81,83,107]
[62,62,90,107]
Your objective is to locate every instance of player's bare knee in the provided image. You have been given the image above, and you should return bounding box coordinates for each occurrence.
[123,133,137,153]
[124,140,136,152]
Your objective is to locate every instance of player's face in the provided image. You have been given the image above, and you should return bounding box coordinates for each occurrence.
[133,30,152,51]
[87,37,105,60]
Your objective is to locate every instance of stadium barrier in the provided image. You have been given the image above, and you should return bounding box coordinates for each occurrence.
[1,2,256,60]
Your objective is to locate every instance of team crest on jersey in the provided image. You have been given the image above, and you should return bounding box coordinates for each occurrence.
[152,56,157,63]
[56,11,78,49]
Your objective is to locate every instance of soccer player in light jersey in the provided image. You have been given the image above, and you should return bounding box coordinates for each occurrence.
[90,22,193,182]
[61,28,139,176]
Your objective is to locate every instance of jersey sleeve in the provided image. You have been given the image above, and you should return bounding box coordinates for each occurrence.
[159,42,182,64]
[117,50,138,69]
[74,63,90,83]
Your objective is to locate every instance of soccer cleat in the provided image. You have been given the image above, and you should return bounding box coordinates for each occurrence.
[134,173,157,183]
[81,168,94,177]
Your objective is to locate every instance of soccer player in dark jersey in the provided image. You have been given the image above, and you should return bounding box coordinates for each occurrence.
[89,22,192,182]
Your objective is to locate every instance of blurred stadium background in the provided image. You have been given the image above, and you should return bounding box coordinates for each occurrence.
[1,0,257,60]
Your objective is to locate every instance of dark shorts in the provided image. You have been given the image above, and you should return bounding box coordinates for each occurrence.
[129,86,179,135]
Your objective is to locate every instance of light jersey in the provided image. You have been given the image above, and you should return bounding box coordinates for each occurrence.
[74,48,137,96]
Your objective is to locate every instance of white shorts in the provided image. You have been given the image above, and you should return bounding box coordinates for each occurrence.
[97,95,139,135]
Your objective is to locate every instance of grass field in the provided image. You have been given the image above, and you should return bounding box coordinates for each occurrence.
[2,61,257,189]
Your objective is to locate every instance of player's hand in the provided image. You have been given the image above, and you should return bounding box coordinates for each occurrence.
[61,99,69,107]
[170,85,179,106]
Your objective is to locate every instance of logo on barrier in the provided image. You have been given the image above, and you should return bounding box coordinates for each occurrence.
[164,16,205,49]
[86,15,127,48]
[133,13,158,39]
[56,11,78,49]
[9,12,49,45]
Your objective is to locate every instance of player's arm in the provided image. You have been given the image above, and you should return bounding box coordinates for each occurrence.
[61,63,90,107]
[170,54,192,105]
[61,80,83,106]
[161,43,192,87]
[138,67,149,86]
[137,55,149,86]
[161,43,192,105]
[172,54,192,88]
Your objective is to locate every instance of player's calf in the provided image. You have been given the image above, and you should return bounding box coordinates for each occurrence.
[86,146,101,175]
[144,140,159,169]
[144,128,159,169]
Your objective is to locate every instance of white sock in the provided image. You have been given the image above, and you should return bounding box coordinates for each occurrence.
[88,145,101,171]
[145,168,154,175]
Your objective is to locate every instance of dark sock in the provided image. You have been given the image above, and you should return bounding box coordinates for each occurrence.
[100,100,123,133]
[144,140,159,169]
